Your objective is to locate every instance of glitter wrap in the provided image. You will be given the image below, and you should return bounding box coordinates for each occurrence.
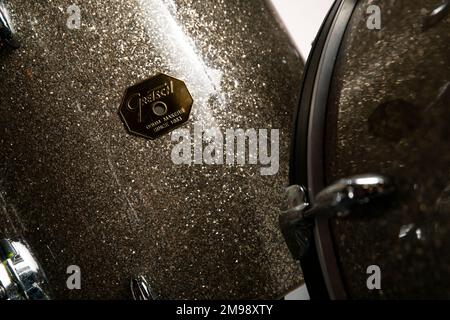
[325,0,450,298]
[0,0,304,299]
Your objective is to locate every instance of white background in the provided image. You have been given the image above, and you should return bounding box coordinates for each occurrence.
[270,0,335,59]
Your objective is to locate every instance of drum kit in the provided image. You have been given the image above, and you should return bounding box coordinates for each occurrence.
[1,0,449,300]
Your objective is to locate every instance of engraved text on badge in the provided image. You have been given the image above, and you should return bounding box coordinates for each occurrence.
[119,74,193,140]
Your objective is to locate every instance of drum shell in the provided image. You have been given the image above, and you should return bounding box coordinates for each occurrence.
[0,0,304,299]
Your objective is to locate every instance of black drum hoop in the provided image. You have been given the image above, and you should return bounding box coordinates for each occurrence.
[290,0,358,300]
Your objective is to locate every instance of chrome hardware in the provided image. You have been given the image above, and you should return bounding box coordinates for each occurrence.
[0,1,18,48]
[306,174,394,219]
[131,275,158,300]
[422,0,449,31]
[279,185,313,260]
[280,174,394,260]
[0,239,50,300]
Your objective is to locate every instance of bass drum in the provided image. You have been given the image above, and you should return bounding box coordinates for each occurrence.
[325,0,450,298]
[0,0,304,299]
[288,0,449,299]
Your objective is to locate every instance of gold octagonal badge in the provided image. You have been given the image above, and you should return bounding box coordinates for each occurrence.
[119,74,193,140]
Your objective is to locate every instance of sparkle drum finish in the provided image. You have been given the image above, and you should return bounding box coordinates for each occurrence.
[286,0,450,299]
[0,0,304,299]
[325,0,450,298]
